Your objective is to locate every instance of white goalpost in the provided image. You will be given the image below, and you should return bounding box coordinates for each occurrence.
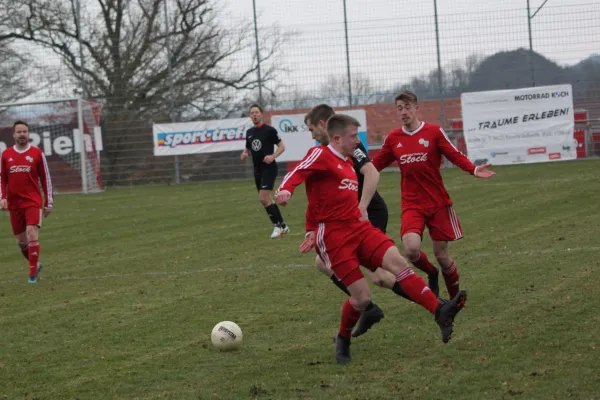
[0,97,104,194]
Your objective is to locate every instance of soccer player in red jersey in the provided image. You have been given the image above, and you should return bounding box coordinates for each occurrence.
[0,120,54,283]
[304,104,414,339]
[276,114,467,364]
[372,91,495,300]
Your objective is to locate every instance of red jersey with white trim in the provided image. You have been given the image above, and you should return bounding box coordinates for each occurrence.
[0,145,54,210]
[372,122,476,211]
[276,145,362,233]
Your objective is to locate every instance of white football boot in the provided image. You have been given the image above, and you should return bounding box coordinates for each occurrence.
[270,225,290,239]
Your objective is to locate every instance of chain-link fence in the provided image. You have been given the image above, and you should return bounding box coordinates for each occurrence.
[0,0,598,189]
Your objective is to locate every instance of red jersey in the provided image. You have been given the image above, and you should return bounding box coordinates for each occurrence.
[372,122,476,211]
[276,145,362,233]
[0,145,54,210]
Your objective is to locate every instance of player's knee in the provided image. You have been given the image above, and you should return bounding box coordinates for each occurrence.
[370,269,386,287]
[372,277,385,287]
[404,246,420,262]
[25,227,38,242]
[382,246,409,272]
[350,292,371,311]
[373,269,396,289]
[434,248,450,264]
[258,194,271,206]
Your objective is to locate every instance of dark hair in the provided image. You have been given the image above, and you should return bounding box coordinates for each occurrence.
[304,104,335,125]
[248,103,264,113]
[13,120,29,132]
[394,90,418,104]
[326,114,360,137]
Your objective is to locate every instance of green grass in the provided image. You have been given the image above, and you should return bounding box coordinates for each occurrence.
[1,159,599,400]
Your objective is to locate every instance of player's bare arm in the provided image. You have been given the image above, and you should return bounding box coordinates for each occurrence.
[358,162,379,220]
[240,148,249,160]
[371,136,397,171]
[0,199,7,210]
[437,128,496,179]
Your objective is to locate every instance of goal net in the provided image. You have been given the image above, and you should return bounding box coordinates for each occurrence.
[0,98,104,194]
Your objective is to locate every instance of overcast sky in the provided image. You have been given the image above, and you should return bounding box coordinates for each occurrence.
[221,0,600,95]
[16,0,600,103]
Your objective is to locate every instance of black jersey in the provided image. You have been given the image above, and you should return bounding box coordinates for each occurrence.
[351,142,385,209]
[245,124,281,167]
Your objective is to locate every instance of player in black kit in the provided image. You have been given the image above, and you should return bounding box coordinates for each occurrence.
[304,104,413,338]
[241,104,290,239]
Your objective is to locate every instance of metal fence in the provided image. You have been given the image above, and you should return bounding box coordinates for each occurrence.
[1,0,599,189]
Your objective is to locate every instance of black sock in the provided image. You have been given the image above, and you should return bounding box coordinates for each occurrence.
[392,282,414,302]
[265,204,285,227]
[364,301,374,312]
[330,275,350,296]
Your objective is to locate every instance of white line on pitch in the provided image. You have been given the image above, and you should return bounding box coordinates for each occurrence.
[0,263,314,284]
[1,246,597,285]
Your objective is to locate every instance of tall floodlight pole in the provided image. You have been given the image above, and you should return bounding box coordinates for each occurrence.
[527,0,550,87]
[252,0,264,106]
[343,0,353,106]
[74,0,87,99]
[163,0,179,184]
[434,0,444,129]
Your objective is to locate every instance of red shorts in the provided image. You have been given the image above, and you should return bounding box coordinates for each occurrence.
[401,205,463,242]
[315,220,395,287]
[9,207,42,235]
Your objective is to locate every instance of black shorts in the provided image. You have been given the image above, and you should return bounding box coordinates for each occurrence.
[367,200,389,233]
[254,164,278,191]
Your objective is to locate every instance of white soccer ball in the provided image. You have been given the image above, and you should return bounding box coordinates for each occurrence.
[211,321,243,351]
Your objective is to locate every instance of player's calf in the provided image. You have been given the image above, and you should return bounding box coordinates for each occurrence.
[381,247,439,314]
[365,268,412,301]
[27,240,40,280]
[433,245,460,299]
[338,277,370,339]
[407,249,440,297]
[17,241,29,261]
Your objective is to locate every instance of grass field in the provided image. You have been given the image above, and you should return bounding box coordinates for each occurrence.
[1,159,599,400]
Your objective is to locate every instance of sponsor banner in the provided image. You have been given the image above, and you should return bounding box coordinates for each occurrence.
[0,127,102,156]
[461,84,576,165]
[153,118,254,156]
[271,109,368,162]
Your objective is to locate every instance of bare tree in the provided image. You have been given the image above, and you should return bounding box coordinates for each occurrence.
[318,72,377,107]
[0,1,56,103]
[5,0,288,182]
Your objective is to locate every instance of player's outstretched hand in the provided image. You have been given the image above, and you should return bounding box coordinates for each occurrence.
[263,155,274,164]
[300,232,315,253]
[0,199,7,211]
[43,207,52,217]
[475,163,496,179]
[276,190,291,206]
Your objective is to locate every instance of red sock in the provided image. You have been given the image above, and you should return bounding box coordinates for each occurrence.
[442,261,460,298]
[339,299,362,338]
[396,269,439,314]
[410,251,438,276]
[19,242,29,261]
[28,241,40,277]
